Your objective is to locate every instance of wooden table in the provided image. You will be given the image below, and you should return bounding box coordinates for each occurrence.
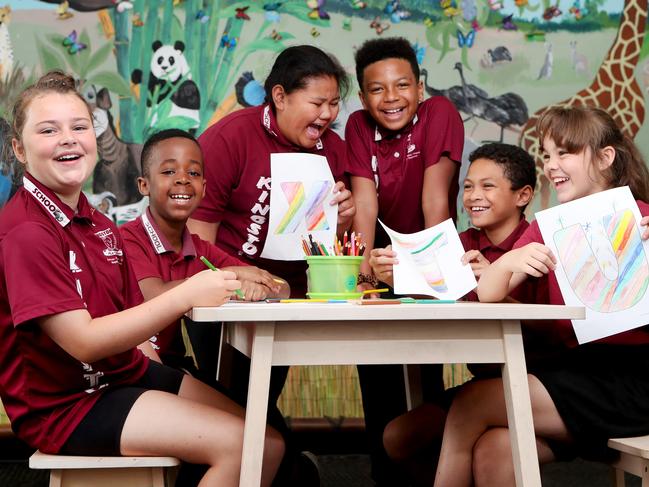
[188,301,584,487]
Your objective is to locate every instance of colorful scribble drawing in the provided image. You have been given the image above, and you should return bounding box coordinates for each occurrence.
[275,180,332,234]
[553,209,649,312]
[396,232,449,292]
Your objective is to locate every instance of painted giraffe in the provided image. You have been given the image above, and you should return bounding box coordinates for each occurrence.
[519,0,648,209]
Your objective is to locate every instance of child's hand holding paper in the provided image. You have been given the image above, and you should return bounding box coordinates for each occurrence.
[369,245,398,288]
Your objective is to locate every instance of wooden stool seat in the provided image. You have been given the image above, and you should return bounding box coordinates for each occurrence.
[30,450,180,487]
[608,435,649,486]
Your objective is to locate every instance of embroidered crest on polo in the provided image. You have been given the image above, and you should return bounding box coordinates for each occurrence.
[95,228,123,264]
[23,177,70,226]
[141,212,166,254]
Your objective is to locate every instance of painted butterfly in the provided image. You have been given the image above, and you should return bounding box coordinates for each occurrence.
[220,33,237,50]
[342,17,352,30]
[235,6,251,20]
[423,17,434,27]
[542,5,562,19]
[56,1,73,20]
[307,0,330,20]
[270,29,282,41]
[456,29,476,48]
[370,16,390,35]
[132,12,144,26]
[63,30,87,55]
[310,27,321,37]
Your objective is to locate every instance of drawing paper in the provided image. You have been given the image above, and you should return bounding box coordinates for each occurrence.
[380,219,477,299]
[261,153,337,260]
[535,186,649,343]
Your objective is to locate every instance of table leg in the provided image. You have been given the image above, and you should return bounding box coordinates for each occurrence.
[501,319,541,487]
[239,322,275,487]
[403,364,423,410]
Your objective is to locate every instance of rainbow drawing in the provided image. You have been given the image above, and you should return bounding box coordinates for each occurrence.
[275,180,332,234]
[554,209,649,312]
[395,232,449,292]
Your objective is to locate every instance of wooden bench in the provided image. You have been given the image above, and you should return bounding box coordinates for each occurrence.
[29,450,180,487]
[608,435,649,486]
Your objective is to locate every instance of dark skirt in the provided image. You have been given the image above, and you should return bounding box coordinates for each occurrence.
[531,343,649,461]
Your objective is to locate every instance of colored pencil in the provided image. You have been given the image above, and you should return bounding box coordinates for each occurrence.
[199,256,245,299]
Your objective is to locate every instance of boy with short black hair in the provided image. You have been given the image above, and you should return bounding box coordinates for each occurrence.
[371,142,538,486]
[121,128,289,370]
[346,36,464,487]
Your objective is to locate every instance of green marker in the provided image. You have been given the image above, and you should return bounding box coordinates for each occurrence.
[199,255,245,300]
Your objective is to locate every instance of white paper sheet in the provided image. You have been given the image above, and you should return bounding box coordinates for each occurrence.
[535,186,649,343]
[380,219,477,299]
[260,153,338,261]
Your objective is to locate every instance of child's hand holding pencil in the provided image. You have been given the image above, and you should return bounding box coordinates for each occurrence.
[200,256,245,300]
[182,259,241,306]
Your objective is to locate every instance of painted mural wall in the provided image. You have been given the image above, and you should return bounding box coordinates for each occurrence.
[0,0,646,229]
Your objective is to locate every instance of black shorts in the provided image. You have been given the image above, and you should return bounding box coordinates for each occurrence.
[60,361,185,456]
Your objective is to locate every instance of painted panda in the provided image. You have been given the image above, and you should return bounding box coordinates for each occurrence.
[131,40,200,129]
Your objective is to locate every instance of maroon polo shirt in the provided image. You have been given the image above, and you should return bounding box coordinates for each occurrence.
[193,104,349,297]
[121,209,245,362]
[345,96,464,247]
[459,218,540,302]
[513,200,649,348]
[0,173,148,453]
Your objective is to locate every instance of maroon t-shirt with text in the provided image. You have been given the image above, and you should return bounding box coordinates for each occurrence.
[0,174,148,453]
[513,200,649,348]
[346,96,464,247]
[193,104,349,297]
[121,209,245,362]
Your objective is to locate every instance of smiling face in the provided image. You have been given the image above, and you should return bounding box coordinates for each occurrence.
[12,92,96,207]
[541,136,611,203]
[359,57,423,132]
[273,75,340,149]
[463,158,529,233]
[137,137,206,225]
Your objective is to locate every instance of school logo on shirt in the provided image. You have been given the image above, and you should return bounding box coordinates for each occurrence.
[406,133,420,160]
[95,228,124,264]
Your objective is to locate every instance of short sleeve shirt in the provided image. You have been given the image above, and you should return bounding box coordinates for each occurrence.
[513,200,649,348]
[0,174,148,453]
[193,104,349,297]
[459,218,543,302]
[121,209,246,362]
[346,96,464,247]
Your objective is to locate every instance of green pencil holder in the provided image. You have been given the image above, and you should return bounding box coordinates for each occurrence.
[306,256,364,298]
